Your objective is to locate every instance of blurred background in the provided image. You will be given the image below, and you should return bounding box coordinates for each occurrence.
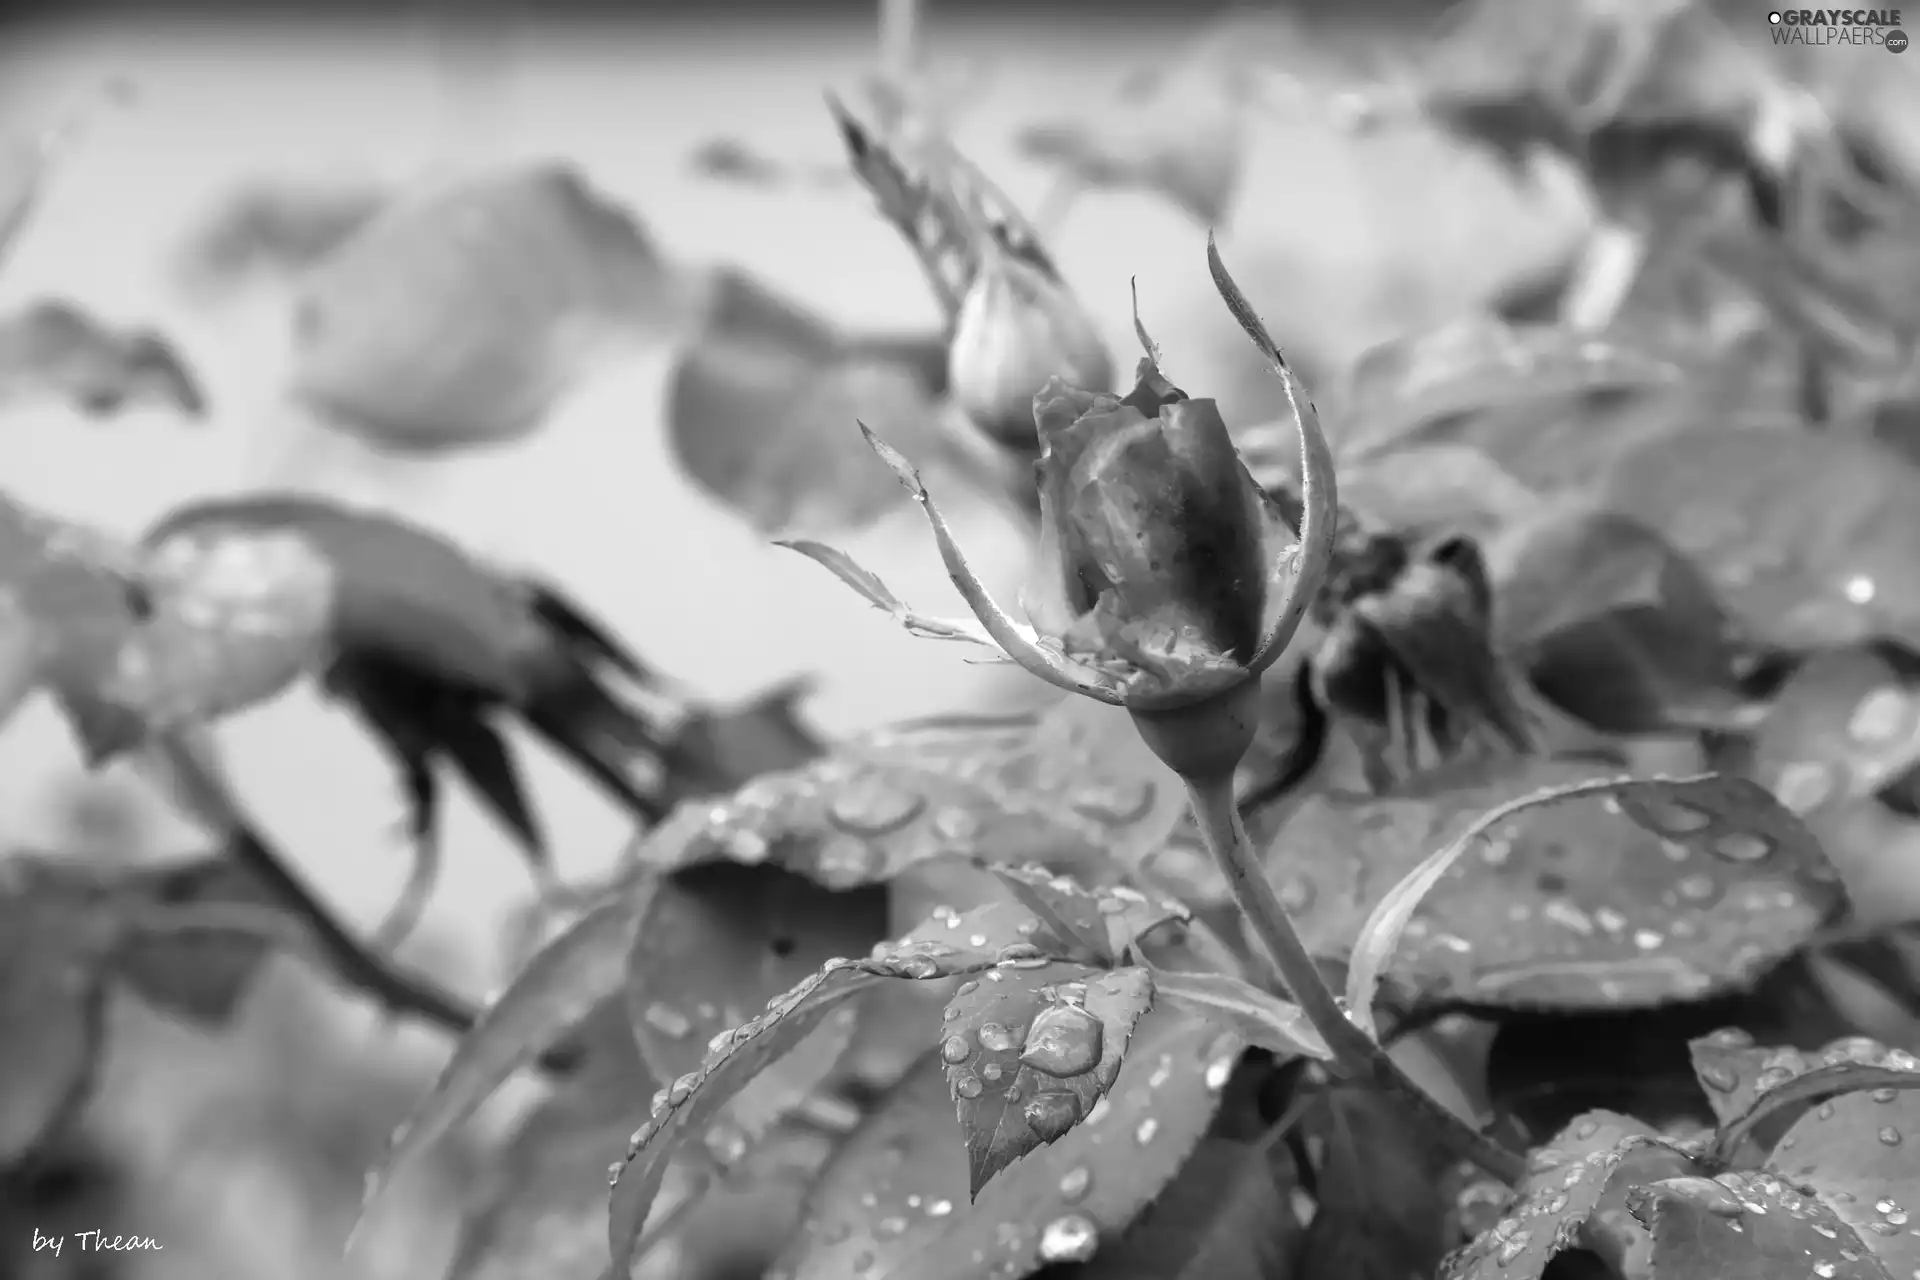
[0,1,1890,1277]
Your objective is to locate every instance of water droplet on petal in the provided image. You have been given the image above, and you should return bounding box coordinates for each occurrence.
[1023,1090,1082,1142]
[953,1072,984,1100]
[928,1199,953,1217]
[1021,1004,1105,1077]
[1135,1117,1159,1145]
[940,1035,971,1064]
[1037,1213,1099,1263]
[1058,1167,1091,1202]
[1204,1054,1235,1091]
[1881,1126,1905,1146]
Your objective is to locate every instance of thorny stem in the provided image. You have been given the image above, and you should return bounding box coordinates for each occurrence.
[1182,773,1527,1185]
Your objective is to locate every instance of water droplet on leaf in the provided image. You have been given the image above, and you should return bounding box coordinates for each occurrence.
[1037,1213,1099,1263]
[1022,1090,1082,1141]
[1020,1003,1105,1077]
[978,1022,1019,1053]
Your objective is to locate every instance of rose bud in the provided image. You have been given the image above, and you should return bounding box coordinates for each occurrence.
[786,237,1335,785]
[947,248,1113,451]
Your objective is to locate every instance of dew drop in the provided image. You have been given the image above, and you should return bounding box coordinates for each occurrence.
[641,1003,692,1039]
[1494,1228,1533,1265]
[1814,1263,1836,1279]
[1637,798,1713,836]
[1850,687,1912,744]
[1676,873,1718,902]
[1069,781,1154,826]
[1278,877,1314,911]
[978,1022,1019,1053]
[940,1035,971,1064]
[1037,1213,1099,1264]
[1882,1126,1905,1146]
[1023,1090,1083,1142]
[982,1063,1003,1083]
[927,1199,953,1218]
[933,807,984,843]
[1204,1054,1235,1092]
[1698,1063,1738,1092]
[1772,760,1836,815]
[953,1072,984,1100]
[828,782,926,835]
[1058,1166,1091,1202]
[1021,1004,1105,1077]
[1712,831,1772,863]
[1135,1117,1159,1145]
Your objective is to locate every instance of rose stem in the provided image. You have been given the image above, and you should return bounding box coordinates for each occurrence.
[1183,773,1527,1184]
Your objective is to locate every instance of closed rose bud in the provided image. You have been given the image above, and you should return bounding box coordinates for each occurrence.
[1031,356,1279,713]
[796,237,1334,784]
[948,251,1113,449]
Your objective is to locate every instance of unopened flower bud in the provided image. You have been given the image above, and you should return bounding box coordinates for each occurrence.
[948,252,1112,449]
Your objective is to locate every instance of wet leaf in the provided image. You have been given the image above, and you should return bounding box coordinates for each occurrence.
[360,874,657,1227]
[1298,1086,1454,1280]
[631,699,1185,890]
[607,936,1030,1276]
[664,266,956,536]
[1335,443,1545,544]
[1750,649,1920,817]
[291,162,679,454]
[0,492,137,739]
[985,863,1189,965]
[943,962,1152,1198]
[1687,1030,1920,1168]
[0,301,206,419]
[1485,504,1755,735]
[1628,1173,1888,1280]
[0,848,300,1161]
[1147,970,1330,1062]
[1060,1133,1300,1280]
[174,174,389,295]
[1344,765,1847,1026]
[774,1004,1237,1280]
[110,853,282,1027]
[447,1000,657,1280]
[0,856,119,1165]
[1339,316,1685,463]
[1765,1083,1920,1275]
[63,523,338,762]
[625,862,889,1122]
[1441,1110,1698,1280]
[1596,427,1920,651]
